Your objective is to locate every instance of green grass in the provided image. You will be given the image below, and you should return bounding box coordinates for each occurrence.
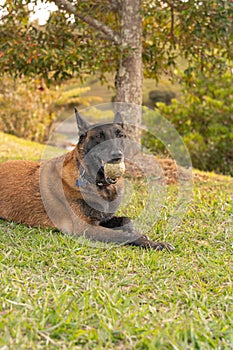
[0,132,63,162]
[0,135,233,349]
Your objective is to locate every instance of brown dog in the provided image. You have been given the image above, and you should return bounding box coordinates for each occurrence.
[0,109,174,250]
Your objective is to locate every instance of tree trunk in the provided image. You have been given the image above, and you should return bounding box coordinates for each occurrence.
[115,0,142,140]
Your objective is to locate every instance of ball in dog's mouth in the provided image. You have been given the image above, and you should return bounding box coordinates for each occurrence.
[104,161,125,180]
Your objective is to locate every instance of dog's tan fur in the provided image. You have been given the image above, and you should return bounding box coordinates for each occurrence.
[0,159,49,226]
[0,148,128,244]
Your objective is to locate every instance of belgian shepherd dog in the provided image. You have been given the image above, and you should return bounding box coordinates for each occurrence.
[0,108,174,250]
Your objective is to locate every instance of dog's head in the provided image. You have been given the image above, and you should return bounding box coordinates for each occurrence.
[74,108,127,186]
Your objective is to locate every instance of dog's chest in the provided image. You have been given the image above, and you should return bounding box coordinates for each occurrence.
[76,184,123,224]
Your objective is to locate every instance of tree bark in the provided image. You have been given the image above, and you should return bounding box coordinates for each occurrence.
[115,0,142,136]
[54,0,143,136]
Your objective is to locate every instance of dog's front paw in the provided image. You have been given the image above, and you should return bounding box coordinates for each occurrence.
[148,241,175,251]
[129,235,175,251]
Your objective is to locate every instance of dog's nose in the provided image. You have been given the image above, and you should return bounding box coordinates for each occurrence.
[110,150,123,163]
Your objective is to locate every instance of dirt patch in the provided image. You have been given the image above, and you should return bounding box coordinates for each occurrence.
[125,154,211,185]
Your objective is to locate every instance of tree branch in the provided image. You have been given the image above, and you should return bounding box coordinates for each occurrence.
[53,0,121,45]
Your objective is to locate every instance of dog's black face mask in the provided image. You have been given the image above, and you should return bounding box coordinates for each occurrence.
[75,109,127,185]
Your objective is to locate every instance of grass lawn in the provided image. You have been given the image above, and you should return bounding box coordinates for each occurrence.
[0,134,233,349]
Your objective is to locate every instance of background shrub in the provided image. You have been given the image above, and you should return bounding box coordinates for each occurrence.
[148,89,176,107]
[0,76,57,143]
[143,70,233,176]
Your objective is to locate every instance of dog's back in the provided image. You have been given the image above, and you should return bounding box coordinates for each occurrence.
[0,160,52,226]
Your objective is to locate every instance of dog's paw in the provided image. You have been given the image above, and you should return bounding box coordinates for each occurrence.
[129,235,175,251]
[148,241,175,251]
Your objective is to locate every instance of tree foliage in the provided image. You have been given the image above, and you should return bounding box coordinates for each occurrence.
[0,0,121,83]
[0,0,232,84]
[143,0,233,78]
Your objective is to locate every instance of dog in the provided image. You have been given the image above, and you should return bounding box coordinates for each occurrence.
[0,108,174,250]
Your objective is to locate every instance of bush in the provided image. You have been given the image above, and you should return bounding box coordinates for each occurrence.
[0,76,104,141]
[149,89,176,106]
[0,76,57,142]
[144,71,233,176]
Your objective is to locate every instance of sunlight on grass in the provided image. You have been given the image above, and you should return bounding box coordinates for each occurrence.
[0,132,62,162]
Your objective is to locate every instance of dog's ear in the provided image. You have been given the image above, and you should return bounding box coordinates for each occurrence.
[114,112,124,127]
[74,107,90,135]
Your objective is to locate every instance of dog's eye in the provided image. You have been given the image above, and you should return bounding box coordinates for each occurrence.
[79,133,86,143]
[95,131,105,141]
[116,129,125,138]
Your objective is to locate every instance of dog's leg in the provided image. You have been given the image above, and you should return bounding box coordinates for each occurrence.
[100,216,175,251]
[73,220,141,245]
